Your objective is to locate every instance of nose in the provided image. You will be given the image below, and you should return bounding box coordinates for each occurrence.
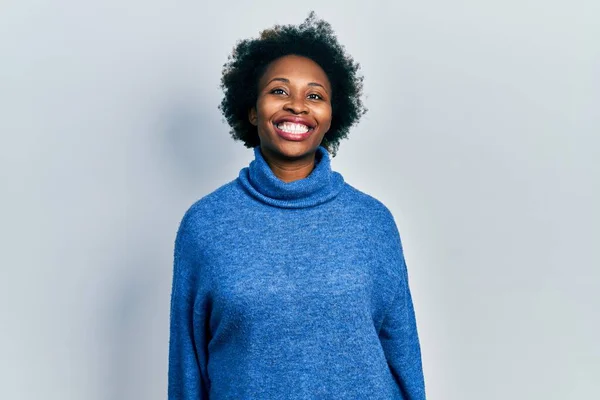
[283,94,309,114]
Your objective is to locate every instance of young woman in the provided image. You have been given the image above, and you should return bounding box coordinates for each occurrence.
[168,12,426,399]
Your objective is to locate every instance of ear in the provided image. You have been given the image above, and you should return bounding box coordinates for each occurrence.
[248,107,258,126]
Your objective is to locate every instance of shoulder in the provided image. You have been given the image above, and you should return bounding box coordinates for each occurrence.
[340,182,405,246]
[342,183,407,278]
[176,179,240,234]
[342,182,397,223]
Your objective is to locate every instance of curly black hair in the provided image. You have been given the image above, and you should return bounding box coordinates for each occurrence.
[218,11,367,157]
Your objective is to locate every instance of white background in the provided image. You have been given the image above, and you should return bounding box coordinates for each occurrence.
[1,1,598,399]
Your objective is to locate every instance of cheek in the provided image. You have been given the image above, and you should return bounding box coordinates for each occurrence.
[253,97,266,122]
[318,104,333,129]
[255,96,277,123]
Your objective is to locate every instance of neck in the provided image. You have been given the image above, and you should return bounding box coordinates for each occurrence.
[259,147,316,183]
[237,144,345,209]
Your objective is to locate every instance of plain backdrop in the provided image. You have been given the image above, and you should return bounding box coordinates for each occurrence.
[1,1,598,399]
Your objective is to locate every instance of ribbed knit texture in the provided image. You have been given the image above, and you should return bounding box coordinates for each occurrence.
[168,145,426,399]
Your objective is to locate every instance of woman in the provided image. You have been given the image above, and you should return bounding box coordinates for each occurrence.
[168,12,426,399]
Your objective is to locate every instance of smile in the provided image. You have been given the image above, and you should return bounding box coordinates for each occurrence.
[274,121,312,134]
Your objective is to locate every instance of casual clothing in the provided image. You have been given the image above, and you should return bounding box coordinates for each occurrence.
[168,145,426,399]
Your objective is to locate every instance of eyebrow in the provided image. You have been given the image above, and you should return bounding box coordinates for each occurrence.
[266,77,329,92]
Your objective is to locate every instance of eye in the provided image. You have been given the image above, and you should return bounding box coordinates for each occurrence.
[270,88,287,95]
[307,93,323,100]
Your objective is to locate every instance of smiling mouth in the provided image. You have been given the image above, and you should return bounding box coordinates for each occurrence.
[274,121,313,134]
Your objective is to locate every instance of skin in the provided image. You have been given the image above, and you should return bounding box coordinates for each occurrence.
[249,54,333,183]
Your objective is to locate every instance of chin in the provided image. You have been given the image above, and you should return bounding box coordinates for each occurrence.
[260,134,321,157]
[273,141,320,158]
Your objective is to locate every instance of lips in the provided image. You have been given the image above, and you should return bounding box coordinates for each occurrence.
[272,118,314,141]
[273,116,315,131]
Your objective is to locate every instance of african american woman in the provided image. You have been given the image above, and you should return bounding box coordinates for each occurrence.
[168,12,426,400]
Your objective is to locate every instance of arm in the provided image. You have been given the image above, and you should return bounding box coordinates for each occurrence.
[379,222,426,399]
[168,213,210,399]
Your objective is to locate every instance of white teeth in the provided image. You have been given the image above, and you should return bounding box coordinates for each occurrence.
[276,122,310,134]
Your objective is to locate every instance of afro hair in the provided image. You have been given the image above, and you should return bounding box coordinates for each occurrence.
[218,11,367,157]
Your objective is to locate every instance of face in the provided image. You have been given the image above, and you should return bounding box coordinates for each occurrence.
[249,54,332,161]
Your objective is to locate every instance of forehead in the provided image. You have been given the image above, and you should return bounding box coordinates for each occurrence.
[259,55,331,89]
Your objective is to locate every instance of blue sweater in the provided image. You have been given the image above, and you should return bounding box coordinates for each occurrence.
[168,145,426,399]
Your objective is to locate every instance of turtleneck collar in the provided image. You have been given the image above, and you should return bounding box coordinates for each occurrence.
[237,145,345,209]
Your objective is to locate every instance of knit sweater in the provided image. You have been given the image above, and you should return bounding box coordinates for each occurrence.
[168,145,426,399]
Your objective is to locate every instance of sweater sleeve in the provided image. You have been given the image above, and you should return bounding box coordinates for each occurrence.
[379,220,426,399]
[168,213,210,399]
